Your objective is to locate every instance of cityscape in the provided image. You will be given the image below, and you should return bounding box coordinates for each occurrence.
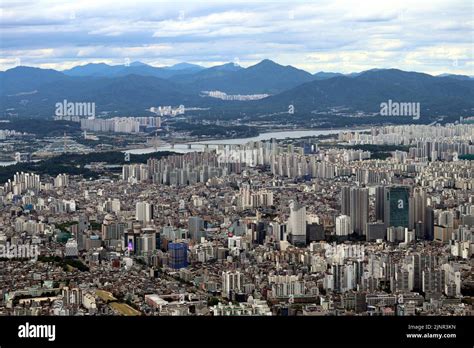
[1,123,473,317]
[0,0,472,346]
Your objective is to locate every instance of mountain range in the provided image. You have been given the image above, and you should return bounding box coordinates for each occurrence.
[62,61,205,79]
[0,59,473,119]
[257,69,474,115]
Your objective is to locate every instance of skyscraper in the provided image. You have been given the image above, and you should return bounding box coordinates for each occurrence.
[413,187,427,227]
[135,201,153,223]
[188,216,205,243]
[332,263,343,293]
[341,186,351,216]
[384,186,410,229]
[424,206,434,240]
[336,215,351,236]
[289,201,307,246]
[439,211,454,228]
[169,242,188,269]
[375,186,385,221]
[350,187,369,235]
[222,270,243,299]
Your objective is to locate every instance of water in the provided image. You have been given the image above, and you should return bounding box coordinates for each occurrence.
[0,161,17,167]
[125,128,360,155]
[198,129,344,144]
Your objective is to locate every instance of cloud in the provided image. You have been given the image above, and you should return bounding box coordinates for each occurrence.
[0,0,472,75]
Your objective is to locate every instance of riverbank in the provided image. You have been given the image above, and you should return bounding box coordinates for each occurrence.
[125,127,370,155]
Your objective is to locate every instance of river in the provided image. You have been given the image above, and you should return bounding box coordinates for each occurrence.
[125,128,362,155]
[0,161,17,167]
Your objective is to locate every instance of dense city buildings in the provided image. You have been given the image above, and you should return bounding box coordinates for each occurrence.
[0,124,472,317]
[80,116,162,134]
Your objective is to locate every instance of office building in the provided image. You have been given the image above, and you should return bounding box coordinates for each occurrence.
[350,187,369,235]
[384,186,410,229]
[168,242,188,269]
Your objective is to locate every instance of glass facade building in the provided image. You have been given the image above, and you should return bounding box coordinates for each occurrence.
[385,186,410,228]
[169,242,188,269]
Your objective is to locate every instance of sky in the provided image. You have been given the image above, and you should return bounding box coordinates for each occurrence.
[0,0,473,75]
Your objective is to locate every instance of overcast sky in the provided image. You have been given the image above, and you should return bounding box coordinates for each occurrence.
[1,0,472,75]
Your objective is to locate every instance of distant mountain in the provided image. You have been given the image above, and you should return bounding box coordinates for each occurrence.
[344,69,385,78]
[313,71,344,80]
[129,61,147,67]
[234,59,314,93]
[254,68,474,117]
[63,61,204,79]
[0,66,67,95]
[1,72,204,117]
[437,73,472,80]
[213,62,243,72]
[114,63,174,78]
[174,62,243,87]
[345,72,362,77]
[80,74,201,112]
[2,64,473,119]
[165,62,205,72]
[178,59,314,94]
[62,63,123,77]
